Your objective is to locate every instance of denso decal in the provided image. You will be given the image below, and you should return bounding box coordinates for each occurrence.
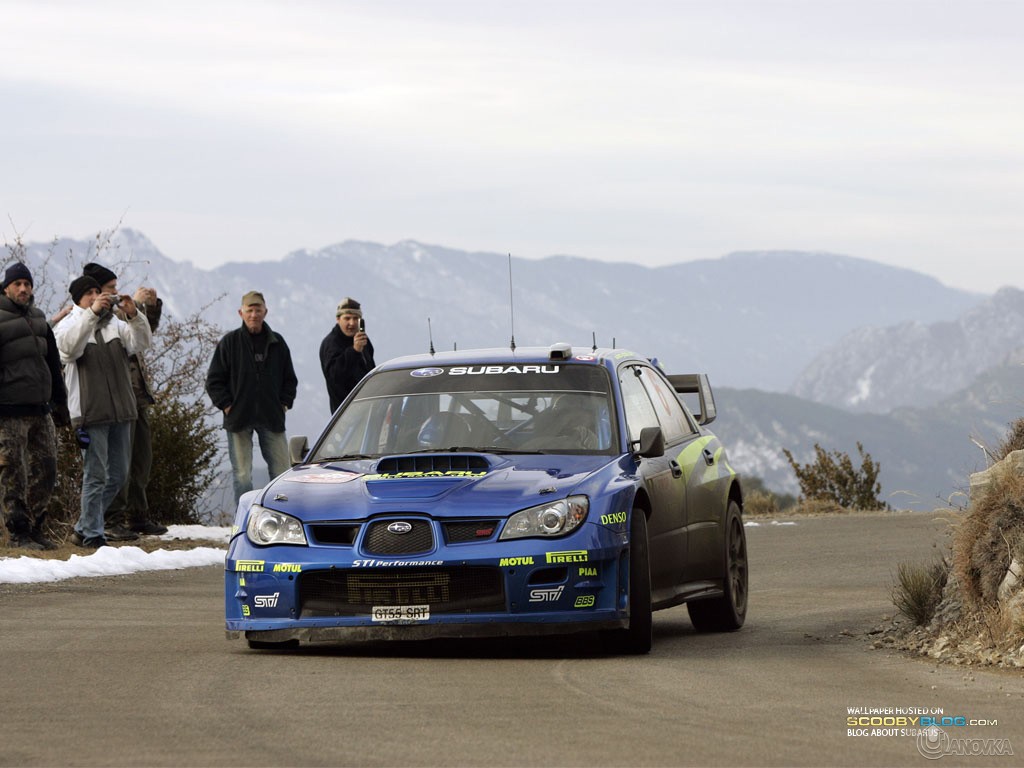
[284,471,362,484]
[235,560,265,572]
[272,563,302,573]
[546,550,588,564]
[529,586,564,602]
[448,365,560,375]
[353,559,445,567]
[254,592,280,608]
[363,470,488,480]
[600,511,627,525]
[499,556,535,567]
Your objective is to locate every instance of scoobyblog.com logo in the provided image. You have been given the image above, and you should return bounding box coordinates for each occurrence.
[917,726,1014,759]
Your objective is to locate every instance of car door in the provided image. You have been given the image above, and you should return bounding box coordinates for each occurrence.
[638,370,720,583]
[618,364,688,595]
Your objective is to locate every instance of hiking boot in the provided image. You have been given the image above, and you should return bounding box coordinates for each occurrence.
[129,519,168,536]
[71,531,108,549]
[9,531,45,551]
[104,524,140,542]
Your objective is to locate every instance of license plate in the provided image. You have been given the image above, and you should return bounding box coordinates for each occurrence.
[371,605,430,622]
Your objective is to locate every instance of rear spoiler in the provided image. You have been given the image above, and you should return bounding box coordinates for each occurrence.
[666,374,716,426]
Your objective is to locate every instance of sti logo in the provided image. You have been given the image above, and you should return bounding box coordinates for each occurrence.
[254,592,280,608]
[528,586,564,603]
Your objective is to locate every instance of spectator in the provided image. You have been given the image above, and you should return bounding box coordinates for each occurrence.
[320,296,375,413]
[0,263,68,550]
[206,291,297,505]
[81,263,167,539]
[54,275,152,548]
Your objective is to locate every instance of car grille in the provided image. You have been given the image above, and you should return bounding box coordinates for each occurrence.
[309,524,359,546]
[363,519,434,555]
[443,519,500,543]
[299,567,506,616]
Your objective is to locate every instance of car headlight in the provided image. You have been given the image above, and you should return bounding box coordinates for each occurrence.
[246,505,308,546]
[499,495,589,540]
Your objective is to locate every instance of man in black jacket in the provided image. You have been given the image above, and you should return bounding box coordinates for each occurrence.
[320,297,375,413]
[0,263,69,549]
[206,291,298,505]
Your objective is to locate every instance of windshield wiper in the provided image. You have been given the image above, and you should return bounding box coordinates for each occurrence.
[317,454,376,462]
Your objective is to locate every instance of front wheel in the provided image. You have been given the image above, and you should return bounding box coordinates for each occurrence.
[687,499,748,632]
[604,508,652,654]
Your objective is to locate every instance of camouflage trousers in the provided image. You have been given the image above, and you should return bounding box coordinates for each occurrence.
[0,414,57,532]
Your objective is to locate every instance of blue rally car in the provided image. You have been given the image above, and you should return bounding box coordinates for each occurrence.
[225,343,747,654]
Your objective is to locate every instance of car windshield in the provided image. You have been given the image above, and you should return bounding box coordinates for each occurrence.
[310,363,618,460]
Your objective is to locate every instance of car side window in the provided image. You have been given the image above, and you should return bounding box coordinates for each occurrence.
[618,365,660,444]
[640,369,697,445]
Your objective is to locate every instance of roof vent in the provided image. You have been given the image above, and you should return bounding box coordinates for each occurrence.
[549,343,573,360]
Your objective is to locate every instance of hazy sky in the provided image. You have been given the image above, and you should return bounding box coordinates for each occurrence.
[2,0,1022,292]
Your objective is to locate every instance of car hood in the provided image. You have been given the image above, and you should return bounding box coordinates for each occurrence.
[258,453,618,520]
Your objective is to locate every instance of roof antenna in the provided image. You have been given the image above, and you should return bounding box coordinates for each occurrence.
[612,337,616,349]
[508,253,516,352]
[592,331,597,353]
[427,317,435,356]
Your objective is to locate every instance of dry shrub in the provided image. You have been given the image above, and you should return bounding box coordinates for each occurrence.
[952,469,1024,608]
[995,417,1024,462]
[791,498,846,516]
[744,490,778,517]
[892,559,948,626]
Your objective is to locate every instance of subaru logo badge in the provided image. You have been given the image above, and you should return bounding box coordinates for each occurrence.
[387,521,413,534]
[410,367,444,378]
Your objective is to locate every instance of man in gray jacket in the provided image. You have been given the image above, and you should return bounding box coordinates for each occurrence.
[54,275,151,548]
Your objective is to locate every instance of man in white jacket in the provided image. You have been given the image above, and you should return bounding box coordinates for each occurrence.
[54,275,151,548]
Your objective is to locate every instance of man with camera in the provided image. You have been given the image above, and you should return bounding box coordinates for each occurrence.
[82,262,167,539]
[53,273,151,548]
[320,296,375,413]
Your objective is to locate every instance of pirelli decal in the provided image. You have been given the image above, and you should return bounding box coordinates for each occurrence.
[545,550,589,564]
[364,471,487,480]
[235,560,265,573]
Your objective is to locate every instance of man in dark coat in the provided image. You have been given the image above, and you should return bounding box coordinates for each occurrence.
[206,291,298,505]
[320,297,375,413]
[0,263,68,549]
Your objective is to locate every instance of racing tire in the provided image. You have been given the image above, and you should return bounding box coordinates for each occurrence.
[687,500,748,632]
[247,638,300,650]
[605,508,653,655]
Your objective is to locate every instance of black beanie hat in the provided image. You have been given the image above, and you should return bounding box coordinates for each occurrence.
[83,262,117,287]
[69,276,100,304]
[2,262,33,290]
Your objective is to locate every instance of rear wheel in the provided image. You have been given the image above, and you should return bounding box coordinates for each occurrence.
[605,508,652,654]
[688,500,748,632]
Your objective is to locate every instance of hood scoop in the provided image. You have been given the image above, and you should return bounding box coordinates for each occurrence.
[366,454,491,500]
[376,454,489,474]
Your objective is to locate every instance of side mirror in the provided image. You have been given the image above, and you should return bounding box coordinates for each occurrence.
[289,435,309,466]
[634,426,665,458]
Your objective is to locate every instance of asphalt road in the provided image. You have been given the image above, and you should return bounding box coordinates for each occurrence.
[1,513,1021,767]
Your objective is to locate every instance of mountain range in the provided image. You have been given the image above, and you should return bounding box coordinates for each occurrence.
[10,229,1020,506]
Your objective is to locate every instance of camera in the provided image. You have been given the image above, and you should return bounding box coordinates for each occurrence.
[75,427,91,449]
[108,294,123,306]
[359,318,366,332]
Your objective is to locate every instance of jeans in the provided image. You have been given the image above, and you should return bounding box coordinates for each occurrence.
[76,421,132,540]
[226,427,290,504]
[106,406,153,526]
